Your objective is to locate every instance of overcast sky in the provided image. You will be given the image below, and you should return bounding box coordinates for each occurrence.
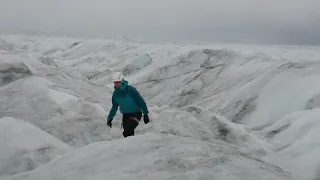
[0,0,319,45]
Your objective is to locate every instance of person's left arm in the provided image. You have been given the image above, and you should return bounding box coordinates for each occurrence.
[128,86,149,115]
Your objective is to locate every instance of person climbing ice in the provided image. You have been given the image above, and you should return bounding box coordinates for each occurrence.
[106,72,150,138]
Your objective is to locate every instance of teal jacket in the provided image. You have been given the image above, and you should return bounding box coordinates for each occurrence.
[107,80,149,121]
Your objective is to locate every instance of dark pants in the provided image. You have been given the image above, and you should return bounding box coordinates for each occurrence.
[122,111,142,138]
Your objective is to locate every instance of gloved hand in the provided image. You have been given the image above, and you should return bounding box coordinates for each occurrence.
[107,119,112,128]
[143,115,150,124]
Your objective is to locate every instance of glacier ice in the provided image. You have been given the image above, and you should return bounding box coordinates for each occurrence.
[1,34,320,180]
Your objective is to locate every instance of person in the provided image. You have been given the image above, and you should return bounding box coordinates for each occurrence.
[106,72,150,138]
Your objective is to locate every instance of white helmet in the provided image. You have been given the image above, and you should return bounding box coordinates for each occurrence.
[112,72,124,82]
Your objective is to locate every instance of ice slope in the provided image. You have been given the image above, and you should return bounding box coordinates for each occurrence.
[1,34,320,179]
[11,133,292,180]
[260,109,320,178]
[0,48,112,147]
[243,62,320,129]
[0,117,69,177]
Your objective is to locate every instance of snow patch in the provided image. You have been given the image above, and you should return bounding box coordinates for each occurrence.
[49,89,78,105]
[122,54,152,75]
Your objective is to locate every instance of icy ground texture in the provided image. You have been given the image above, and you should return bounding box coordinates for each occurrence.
[1,35,320,180]
[0,117,69,176]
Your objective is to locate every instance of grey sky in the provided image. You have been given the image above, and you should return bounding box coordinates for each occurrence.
[0,0,319,45]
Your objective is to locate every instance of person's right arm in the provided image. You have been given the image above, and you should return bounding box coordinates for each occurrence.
[107,95,118,121]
